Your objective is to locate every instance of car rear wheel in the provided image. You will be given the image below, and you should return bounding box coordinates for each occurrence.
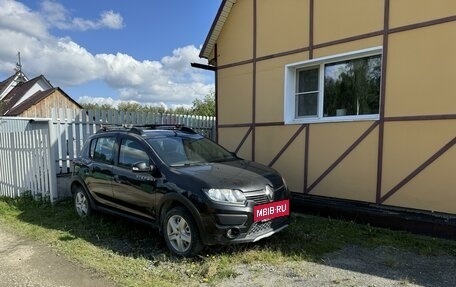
[74,187,91,218]
[163,207,203,257]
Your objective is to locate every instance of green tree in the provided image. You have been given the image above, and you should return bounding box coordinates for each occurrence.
[80,103,114,110]
[191,93,215,117]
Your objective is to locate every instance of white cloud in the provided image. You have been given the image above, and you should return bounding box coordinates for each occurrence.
[0,0,49,38]
[99,10,123,30]
[40,0,124,31]
[0,1,213,106]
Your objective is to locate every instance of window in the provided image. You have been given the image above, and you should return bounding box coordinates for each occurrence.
[118,139,149,168]
[285,47,382,124]
[92,137,116,163]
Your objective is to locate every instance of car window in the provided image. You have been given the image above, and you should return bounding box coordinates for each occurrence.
[147,136,236,166]
[93,137,116,163]
[118,138,150,168]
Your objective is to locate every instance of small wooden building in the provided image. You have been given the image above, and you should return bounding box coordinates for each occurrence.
[200,1,456,216]
[0,71,81,118]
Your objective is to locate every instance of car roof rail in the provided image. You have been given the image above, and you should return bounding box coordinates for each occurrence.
[96,124,142,135]
[96,124,197,135]
[134,124,197,134]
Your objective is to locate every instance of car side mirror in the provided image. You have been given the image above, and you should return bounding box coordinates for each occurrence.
[132,162,155,173]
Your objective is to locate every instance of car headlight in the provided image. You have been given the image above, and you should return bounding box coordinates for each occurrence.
[204,189,246,204]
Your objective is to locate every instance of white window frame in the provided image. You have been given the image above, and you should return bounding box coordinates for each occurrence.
[284,47,383,124]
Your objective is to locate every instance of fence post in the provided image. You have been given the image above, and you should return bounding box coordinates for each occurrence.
[47,120,58,203]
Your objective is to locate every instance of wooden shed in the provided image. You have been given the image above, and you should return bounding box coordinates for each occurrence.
[0,72,81,118]
[199,0,456,219]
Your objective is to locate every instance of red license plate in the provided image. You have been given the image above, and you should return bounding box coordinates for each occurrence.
[254,199,290,222]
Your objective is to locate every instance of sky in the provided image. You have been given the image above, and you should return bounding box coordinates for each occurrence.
[0,0,220,109]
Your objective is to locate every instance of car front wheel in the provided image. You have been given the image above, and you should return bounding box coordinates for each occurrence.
[74,187,91,218]
[163,207,203,257]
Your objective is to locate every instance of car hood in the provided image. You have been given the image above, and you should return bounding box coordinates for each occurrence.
[170,160,283,192]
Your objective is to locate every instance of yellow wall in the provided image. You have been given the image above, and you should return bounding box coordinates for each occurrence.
[390,0,456,28]
[255,125,305,192]
[386,22,456,117]
[314,0,384,45]
[217,0,253,66]
[256,52,308,123]
[217,64,253,125]
[213,0,456,214]
[218,127,252,160]
[256,0,310,58]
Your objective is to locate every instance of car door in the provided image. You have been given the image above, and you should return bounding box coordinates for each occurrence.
[84,136,116,206]
[111,136,157,220]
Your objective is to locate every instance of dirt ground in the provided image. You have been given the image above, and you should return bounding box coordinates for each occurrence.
[0,225,115,287]
[1,223,455,287]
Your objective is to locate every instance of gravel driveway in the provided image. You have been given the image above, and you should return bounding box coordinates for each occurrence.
[207,245,456,287]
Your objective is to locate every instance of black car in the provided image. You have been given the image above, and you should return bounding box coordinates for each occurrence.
[70,125,290,256]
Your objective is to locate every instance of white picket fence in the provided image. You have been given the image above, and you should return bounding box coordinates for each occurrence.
[0,128,57,201]
[0,109,216,201]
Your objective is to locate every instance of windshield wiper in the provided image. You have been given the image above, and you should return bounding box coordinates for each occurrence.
[170,161,205,167]
[210,157,236,163]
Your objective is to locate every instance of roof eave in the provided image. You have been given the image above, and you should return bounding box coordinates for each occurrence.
[200,0,236,61]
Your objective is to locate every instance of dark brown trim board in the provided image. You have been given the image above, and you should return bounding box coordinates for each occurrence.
[385,114,456,121]
[380,137,456,204]
[235,126,253,154]
[304,125,310,193]
[376,0,390,203]
[268,124,306,167]
[307,121,379,194]
[252,0,258,161]
[309,0,314,59]
[215,44,219,143]
[218,122,284,128]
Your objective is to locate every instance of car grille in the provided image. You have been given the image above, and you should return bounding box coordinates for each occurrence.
[247,216,289,236]
[245,185,287,205]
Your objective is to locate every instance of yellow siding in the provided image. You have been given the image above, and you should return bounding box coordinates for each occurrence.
[217,0,253,66]
[256,52,309,123]
[218,127,252,161]
[310,127,378,203]
[213,0,456,214]
[307,121,376,185]
[381,121,456,197]
[382,147,456,214]
[313,36,383,59]
[256,0,310,58]
[314,0,384,45]
[390,0,456,29]
[386,22,456,117]
[217,64,253,125]
[255,125,305,192]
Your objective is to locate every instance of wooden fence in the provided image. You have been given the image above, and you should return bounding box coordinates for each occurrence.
[0,129,57,201]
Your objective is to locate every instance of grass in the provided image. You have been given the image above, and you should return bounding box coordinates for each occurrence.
[1,196,456,287]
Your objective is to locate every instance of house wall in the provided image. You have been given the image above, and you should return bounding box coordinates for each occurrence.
[19,90,81,118]
[214,0,456,214]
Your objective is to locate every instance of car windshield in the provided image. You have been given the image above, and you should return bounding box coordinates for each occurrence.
[147,136,237,167]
